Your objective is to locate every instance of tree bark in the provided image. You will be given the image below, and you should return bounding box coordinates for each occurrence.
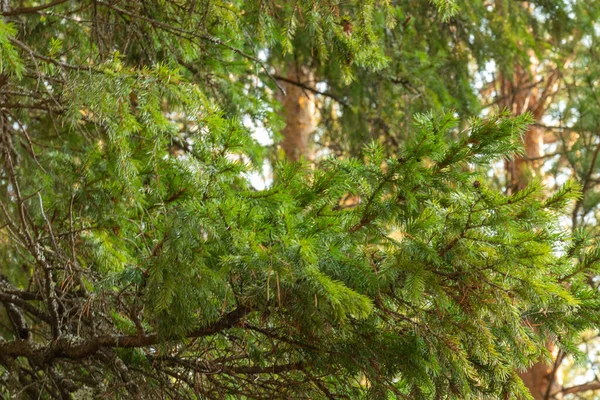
[280,63,317,162]
[519,343,563,400]
[497,58,563,399]
[500,62,558,194]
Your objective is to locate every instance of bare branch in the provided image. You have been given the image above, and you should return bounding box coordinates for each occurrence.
[0,0,69,16]
[0,306,251,361]
[558,380,600,396]
[273,75,349,106]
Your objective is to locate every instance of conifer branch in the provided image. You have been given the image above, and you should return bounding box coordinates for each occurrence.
[94,0,287,94]
[0,306,251,361]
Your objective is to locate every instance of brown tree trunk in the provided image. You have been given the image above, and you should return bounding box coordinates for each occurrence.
[497,58,562,399]
[280,63,317,162]
[500,61,558,194]
[507,124,544,192]
[519,344,562,400]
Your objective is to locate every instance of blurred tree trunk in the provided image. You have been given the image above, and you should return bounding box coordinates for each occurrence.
[280,63,317,161]
[498,57,563,400]
[519,342,563,400]
[500,61,559,194]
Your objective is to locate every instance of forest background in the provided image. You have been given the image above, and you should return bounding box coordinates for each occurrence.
[2,0,600,399]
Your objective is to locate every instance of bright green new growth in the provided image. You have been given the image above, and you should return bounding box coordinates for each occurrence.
[2,62,595,396]
[2,1,600,399]
[0,22,24,78]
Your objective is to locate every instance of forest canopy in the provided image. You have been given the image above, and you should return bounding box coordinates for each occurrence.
[1,1,600,399]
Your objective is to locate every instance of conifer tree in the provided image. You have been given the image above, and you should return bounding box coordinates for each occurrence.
[1,1,600,399]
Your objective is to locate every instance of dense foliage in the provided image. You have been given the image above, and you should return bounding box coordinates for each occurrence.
[2,1,600,399]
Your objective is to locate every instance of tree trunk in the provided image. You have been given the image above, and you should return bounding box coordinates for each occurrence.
[519,344,562,400]
[507,124,544,192]
[498,59,563,399]
[280,63,317,162]
[500,61,558,194]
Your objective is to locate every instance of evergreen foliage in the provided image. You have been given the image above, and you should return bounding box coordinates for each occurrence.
[1,1,600,399]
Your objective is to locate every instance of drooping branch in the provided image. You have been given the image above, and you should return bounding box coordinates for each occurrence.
[0,306,251,362]
[0,0,69,16]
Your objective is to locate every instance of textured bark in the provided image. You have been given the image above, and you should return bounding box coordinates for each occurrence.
[499,61,559,194]
[508,124,544,192]
[280,63,317,162]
